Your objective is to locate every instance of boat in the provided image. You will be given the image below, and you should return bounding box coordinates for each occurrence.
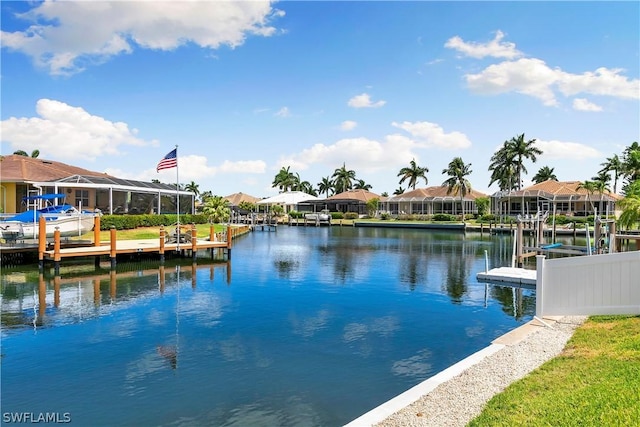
[304,209,331,223]
[0,194,97,240]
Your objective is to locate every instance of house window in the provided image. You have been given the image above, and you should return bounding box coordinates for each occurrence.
[75,189,89,209]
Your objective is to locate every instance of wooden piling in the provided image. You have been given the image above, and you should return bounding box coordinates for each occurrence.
[516,221,524,268]
[159,226,166,263]
[109,226,117,269]
[191,224,197,260]
[94,215,101,247]
[38,216,47,270]
[53,228,61,274]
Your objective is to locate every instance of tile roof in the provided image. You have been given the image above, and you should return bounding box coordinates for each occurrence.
[326,189,381,202]
[224,192,260,206]
[1,155,111,182]
[507,180,621,201]
[388,186,487,201]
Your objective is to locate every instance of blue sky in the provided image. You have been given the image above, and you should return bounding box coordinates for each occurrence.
[2,1,639,198]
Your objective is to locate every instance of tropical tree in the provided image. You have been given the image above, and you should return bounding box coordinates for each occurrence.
[365,197,380,217]
[578,180,598,213]
[354,179,372,191]
[13,149,40,158]
[618,180,640,230]
[380,192,389,197]
[201,195,231,223]
[442,157,473,222]
[393,187,405,195]
[185,181,200,200]
[622,142,640,192]
[599,154,623,194]
[272,166,296,192]
[532,166,557,184]
[397,159,428,190]
[488,142,517,192]
[331,163,356,194]
[238,201,256,212]
[317,176,334,197]
[200,190,213,202]
[508,133,542,190]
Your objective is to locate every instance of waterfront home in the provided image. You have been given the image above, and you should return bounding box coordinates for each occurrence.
[383,186,487,217]
[491,180,621,217]
[0,154,194,215]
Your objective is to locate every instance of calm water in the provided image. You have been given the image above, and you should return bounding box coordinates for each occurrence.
[1,226,536,426]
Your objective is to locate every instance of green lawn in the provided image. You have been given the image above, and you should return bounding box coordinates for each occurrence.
[468,315,640,427]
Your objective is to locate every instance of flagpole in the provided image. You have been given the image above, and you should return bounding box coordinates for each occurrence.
[175,144,180,249]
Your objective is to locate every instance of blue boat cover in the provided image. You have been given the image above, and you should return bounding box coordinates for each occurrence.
[5,204,74,222]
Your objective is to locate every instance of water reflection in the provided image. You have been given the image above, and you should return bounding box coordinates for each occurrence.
[1,227,540,426]
[1,261,231,335]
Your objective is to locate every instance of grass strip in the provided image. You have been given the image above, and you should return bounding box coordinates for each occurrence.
[468,315,640,427]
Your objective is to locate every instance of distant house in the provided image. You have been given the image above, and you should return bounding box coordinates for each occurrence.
[383,186,487,216]
[0,154,194,215]
[491,180,621,217]
[307,189,383,216]
[256,191,321,213]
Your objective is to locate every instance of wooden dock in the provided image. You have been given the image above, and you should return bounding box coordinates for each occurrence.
[476,267,536,286]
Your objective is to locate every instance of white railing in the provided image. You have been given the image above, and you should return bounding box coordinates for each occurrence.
[536,252,640,316]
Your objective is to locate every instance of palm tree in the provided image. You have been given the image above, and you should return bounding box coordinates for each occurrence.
[354,179,372,191]
[317,176,334,197]
[578,180,598,213]
[508,133,542,190]
[397,159,428,190]
[442,157,473,222]
[331,163,356,194]
[488,142,517,191]
[13,149,40,158]
[618,180,640,230]
[393,187,405,195]
[202,195,231,224]
[185,181,200,199]
[532,166,557,184]
[622,142,640,192]
[599,154,623,194]
[272,166,296,192]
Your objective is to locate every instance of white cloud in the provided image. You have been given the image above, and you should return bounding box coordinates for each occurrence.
[340,120,357,131]
[278,135,417,173]
[274,107,291,118]
[218,159,266,174]
[558,67,639,99]
[347,93,386,108]
[2,1,283,75]
[535,139,602,160]
[391,121,471,150]
[445,30,522,59]
[465,58,560,106]
[572,98,603,112]
[1,99,154,161]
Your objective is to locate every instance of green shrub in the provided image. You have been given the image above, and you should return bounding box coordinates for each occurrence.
[432,213,455,222]
[330,211,344,220]
[344,212,359,220]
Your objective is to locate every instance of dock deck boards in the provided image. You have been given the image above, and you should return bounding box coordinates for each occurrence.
[476,267,536,286]
[42,238,228,260]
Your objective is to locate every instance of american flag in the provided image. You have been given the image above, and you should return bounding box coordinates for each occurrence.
[156,148,177,172]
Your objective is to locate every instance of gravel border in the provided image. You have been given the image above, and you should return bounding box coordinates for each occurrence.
[352,316,587,427]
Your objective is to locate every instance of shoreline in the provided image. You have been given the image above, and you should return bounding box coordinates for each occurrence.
[346,315,586,427]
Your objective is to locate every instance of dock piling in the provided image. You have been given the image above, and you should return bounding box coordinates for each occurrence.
[109,226,117,269]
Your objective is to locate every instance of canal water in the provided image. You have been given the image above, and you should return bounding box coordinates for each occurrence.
[1,226,536,426]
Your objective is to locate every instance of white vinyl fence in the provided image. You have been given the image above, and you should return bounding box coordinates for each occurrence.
[535,252,640,317]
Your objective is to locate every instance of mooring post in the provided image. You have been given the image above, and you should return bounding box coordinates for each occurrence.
[38,216,47,271]
[226,224,232,260]
[159,226,165,264]
[191,223,197,261]
[53,227,61,275]
[516,220,524,268]
[209,225,215,242]
[94,215,101,247]
[109,226,117,269]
